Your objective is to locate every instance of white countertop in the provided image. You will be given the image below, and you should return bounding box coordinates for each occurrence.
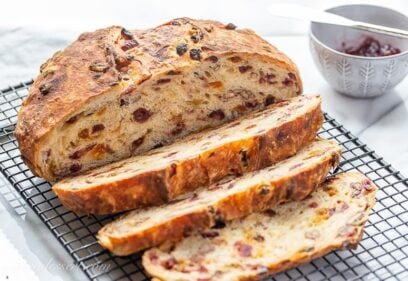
[0,0,407,280]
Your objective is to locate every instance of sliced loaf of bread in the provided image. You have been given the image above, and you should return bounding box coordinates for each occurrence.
[97,138,340,255]
[143,172,377,281]
[53,94,322,215]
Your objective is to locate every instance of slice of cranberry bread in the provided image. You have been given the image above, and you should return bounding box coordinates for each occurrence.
[97,138,340,255]
[15,18,302,182]
[143,172,377,281]
[53,94,322,215]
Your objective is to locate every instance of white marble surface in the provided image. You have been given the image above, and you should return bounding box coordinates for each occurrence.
[0,0,407,280]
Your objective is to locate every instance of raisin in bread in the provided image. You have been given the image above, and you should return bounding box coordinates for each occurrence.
[143,172,377,281]
[15,18,302,182]
[53,94,322,215]
[98,138,340,256]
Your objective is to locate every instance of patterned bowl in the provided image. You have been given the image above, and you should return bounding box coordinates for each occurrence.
[309,4,408,98]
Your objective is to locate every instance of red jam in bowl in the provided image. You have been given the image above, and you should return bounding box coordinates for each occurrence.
[340,37,401,57]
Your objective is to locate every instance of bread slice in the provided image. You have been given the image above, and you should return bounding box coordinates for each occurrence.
[53,94,322,215]
[97,138,340,255]
[15,18,302,182]
[143,172,377,281]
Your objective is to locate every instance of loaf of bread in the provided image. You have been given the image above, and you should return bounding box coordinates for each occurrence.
[15,18,302,182]
[143,172,377,281]
[98,138,340,256]
[53,94,322,214]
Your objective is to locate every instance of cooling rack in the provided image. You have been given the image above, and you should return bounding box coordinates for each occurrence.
[0,81,407,281]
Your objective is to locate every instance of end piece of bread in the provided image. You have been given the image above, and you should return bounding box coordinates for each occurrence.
[97,138,341,255]
[15,18,302,182]
[53,94,322,215]
[143,172,377,281]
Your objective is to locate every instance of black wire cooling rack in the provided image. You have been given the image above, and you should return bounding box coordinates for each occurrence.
[0,81,408,281]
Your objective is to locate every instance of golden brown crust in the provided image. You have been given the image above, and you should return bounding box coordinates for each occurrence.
[97,140,340,256]
[53,99,322,215]
[15,18,302,180]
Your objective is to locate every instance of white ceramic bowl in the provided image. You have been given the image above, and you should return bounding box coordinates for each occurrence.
[309,4,408,98]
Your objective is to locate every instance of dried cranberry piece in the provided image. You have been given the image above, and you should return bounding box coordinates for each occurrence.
[133,108,151,123]
[288,72,296,80]
[234,241,252,257]
[171,122,185,135]
[120,98,128,107]
[121,39,139,51]
[362,179,374,191]
[69,144,96,160]
[66,115,78,124]
[208,109,225,120]
[282,77,294,86]
[148,251,158,262]
[121,28,134,40]
[205,55,218,63]
[225,23,237,30]
[69,163,81,173]
[238,65,253,73]
[92,124,105,133]
[176,43,188,56]
[245,101,258,108]
[189,48,201,61]
[156,78,171,84]
[253,234,265,242]
[200,230,219,239]
[264,209,276,217]
[162,257,177,270]
[189,193,199,201]
[259,71,276,84]
[264,95,275,106]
